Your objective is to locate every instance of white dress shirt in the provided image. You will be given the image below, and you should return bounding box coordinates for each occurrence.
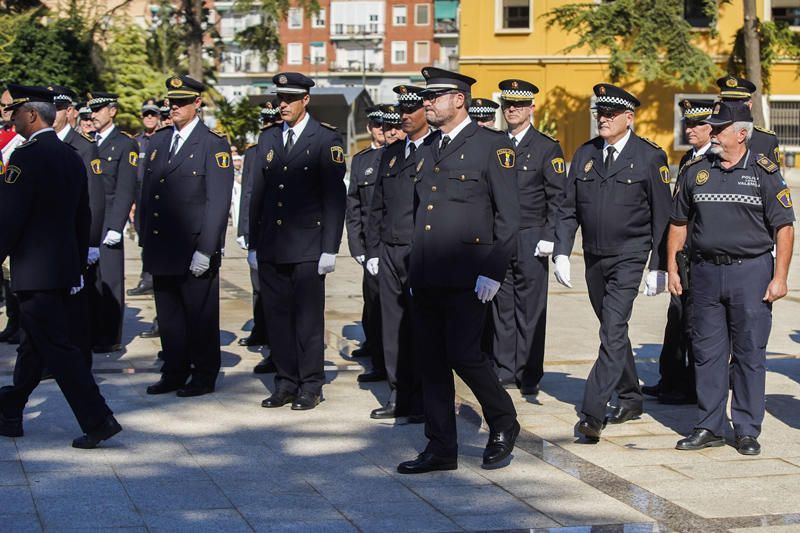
[95,124,115,146]
[170,116,200,155]
[602,128,632,165]
[282,112,310,146]
[508,123,532,146]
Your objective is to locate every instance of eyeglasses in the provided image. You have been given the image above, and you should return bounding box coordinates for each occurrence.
[592,109,627,120]
[501,100,532,110]
[276,93,305,104]
[421,90,457,103]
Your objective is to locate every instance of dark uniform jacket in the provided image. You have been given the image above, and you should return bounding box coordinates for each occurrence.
[365,139,416,258]
[345,145,383,257]
[672,151,795,256]
[410,121,520,289]
[97,127,138,234]
[0,131,89,291]
[513,126,566,237]
[751,127,780,167]
[554,131,673,271]
[237,141,260,244]
[139,122,234,276]
[249,117,347,264]
[63,128,105,246]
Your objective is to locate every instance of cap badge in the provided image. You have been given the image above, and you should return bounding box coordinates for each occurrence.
[278,74,288,85]
[682,100,690,109]
[399,86,407,94]
[47,86,53,91]
[170,78,183,88]
[726,78,738,88]
[598,86,606,95]
[695,169,709,186]
[713,103,721,114]
[511,81,518,89]
[422,69,429,77]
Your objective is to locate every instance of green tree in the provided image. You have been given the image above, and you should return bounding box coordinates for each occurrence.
[215,97,261,148]
[146,0,186,75]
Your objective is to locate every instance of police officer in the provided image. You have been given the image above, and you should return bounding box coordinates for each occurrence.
[468,98,499,128]
[554,84,673,441]
[140,75,233,397]
[364,85,430,420]
[87,91,138,353]
[717,75,780,166]
[397,67,520,474]
[490,79,565,396]
[380,104,406,146]
[78,103,95,135]
[643,98,715,405]
[249,72,346,411]
[0,84,121,448]
[346,106,386,382]
[669,101,795,455]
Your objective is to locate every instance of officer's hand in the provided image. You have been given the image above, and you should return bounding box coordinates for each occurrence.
[247,250,258,270]
[235,235,248,250]
[102,230,122,247]
[189,251,211,277]
[87,247,100,265]
[764,278,788,303]
[668,271,683,296]
[318,253,336,275]
[474,276,501,303]
[534,240,554,257]
[354,255,365,265]
[70,275,84,296]
[366,257,379,276]
[643,270,668,296]
[553,255,572,288]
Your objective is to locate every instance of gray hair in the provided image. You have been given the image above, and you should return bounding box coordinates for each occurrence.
[21,101,56,126]
[733,121,753,142]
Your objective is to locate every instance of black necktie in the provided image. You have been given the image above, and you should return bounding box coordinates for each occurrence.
[169,132,180,159]
[285,129,295,153]
[605,146,616,171]
[440,135,450,151]
[511,137,518,148]
[95,132,102,146]
[407,142,416,159]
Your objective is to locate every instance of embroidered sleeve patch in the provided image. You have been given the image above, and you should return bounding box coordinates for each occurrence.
[331,146,345,164]
[90,159,102,175]
[497,148,515,169]
[551,157,565,174]
[129,152,138,167]
[215,152,230,168]
[659,165,671,184]
[777,188,793,208]
[4,165,22,184]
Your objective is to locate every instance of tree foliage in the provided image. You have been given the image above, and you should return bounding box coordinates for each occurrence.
[544,0,722,87]
[215,96,262,149]
[146,0,186,75]
[232,0,319,62]
[729,19,800,93]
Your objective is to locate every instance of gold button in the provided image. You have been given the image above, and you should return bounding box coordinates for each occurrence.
[474,238,480,243]
[460,174,465,181]
[427,204,433,211]
[434,167,440,173]
[627,179,631,183]
[424,224,431,231]
[159,178,165,183]
[154,213,159,218]
[283,166,288,171]
[276,219,282,226]
[277,202,283,207]
[364,181,368,185]
[107,157,112,161]
[304,167,308,171]
[154,194,160,200]
[316,221,321,226]
[192,171,197,175]
[278,184,284,189]
[431,186,437,192]
[152,229,159,235]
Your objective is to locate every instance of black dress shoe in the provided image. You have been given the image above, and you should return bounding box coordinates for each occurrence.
[483,420,520,467]
[658,390,697,405]
[370,402,396,419]
[238,336,266,347]
[146,378,185,395]
[578,415,605,441]
[139,324,160,339]
[520,384,540,396]
[350,347,369,358]
[261,390,296,408]
[397,452,458,474]
[92,344,122,354]
[357,370,387,383]
[641,383,661,397]
[176,382,214,397]
[127,282,153,296]
[676,428,724,450]
[0,412,23,438]
[253,358,277,374]
[291,391,321,411]
[736,435,761,456]
[72,415,122,449]
[607,405,643,424]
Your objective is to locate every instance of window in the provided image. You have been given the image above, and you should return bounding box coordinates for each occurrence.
[497,0,531,31]
[310,43,327,65]
[414,40,430,63]
[393,5,407,25]
[772,0,800,27]
[287,43,302,65]
[769,97,800,149]
[391,41,407,64]
[288,7,303,29]
[415,4,430,25]
[312,8,326,28]
[683,0,711,28]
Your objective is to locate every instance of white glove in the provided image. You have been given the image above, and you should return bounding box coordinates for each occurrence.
[354,255,365,265]
[554,255,572,288]
[318,252,336,275]
[534,240,554,257]
[70,275,84,295]
[87,247,100,265]
[235,235,248,250]
[643,270,668,296]
[102,230,122,246]
[366,257,379,276]
[247,250,258,270]
[189,251,211,277]
[474,275,501,303]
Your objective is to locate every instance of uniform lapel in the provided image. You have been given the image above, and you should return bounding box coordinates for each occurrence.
[438,121,476,161]
[168,122,205,172]
[605,136,635,180]
[285,118,318,164]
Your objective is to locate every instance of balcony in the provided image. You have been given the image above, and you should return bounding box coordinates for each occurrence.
[329,60,384,73]
[330,24,385,40]
[434,19,458,38]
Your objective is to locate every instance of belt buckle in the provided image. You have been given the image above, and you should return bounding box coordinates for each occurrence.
[715,254,732,265]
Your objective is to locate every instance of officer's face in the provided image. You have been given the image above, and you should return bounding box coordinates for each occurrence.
[80,117,95,134]
[66,106,79,128]
[53,107,69,132]
[685,120,712,149]
[595,108,633,142]
[0,91,13,126]
[142,112,160,131]
[477,118,496,128]
[423,91,463,128]
[170,97,201,129]
[501,100,533,129]
[709,123,747,157]
[400,105,427,137]
[368,121,385,146]
[277,93,309,126]
[91,105,116,132]
[383,124,406,144]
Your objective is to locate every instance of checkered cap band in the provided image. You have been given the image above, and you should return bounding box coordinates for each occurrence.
[53,94,73,103]
[79,106,91,114]
[469,106,496,115]
[595,95,636,110]
[382,112,401,122]
[87,96,116,107]
[501,90,535,101]
[693,193,762,206]
[397,93,423,103]
[684,107,713,119]
[367,110,383,119]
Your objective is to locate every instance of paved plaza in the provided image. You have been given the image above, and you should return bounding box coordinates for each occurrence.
[1,172,800,532]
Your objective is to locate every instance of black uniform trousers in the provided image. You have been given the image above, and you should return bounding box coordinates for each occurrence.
[379,243,421,415]
[87,243,125,347]
[581,252,648,421]
[658,292,695,394]
[248,265,268,344]
[153,269,221,387]
[691,253,772,438]
[412,288,517,457]
[491,227,549,388]
[260,261,325,395]
[361,262,383,370]
[67,289,93,369]
[0,290,111,433]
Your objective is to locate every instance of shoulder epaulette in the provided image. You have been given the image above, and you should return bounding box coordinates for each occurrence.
[81,132,96,143]
[756,155,779,173]
[679,154,704,174]
[354,146,373,157]
[120,131,135,139]
[640,136,662,150]
[259,125,270,131]
[754,125,777,136]
[320,122,337,131]
[538,130,559,143]
[210,129,227,138]
[16,137,38,149]
[244,143,256,151]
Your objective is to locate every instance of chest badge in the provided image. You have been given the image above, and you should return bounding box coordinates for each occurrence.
[388,156,397,168]
[416,158,424,173]
[266,149,274,163]
[659,165,670,184]
[365,167,373,176]
[496,148,515,169]
[584,160,593,173]
[551,157,565,174]
[695,169,709,186]
[150,149,158,161]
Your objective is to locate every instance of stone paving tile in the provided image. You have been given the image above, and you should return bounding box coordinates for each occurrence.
[0,514,41,533]
[0,485,37,515]
[27,472,128,502]
[731,526,800,533]
[122,478,232,511]
[669,458,800,479]
[522,492,655,527]
[449,510,559,530]
[350,515,460,533]
[249,519,357,533]
[141,509,254,532]
[0,459,27,486]
[35,500,144,530]
[413,485,534,516]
